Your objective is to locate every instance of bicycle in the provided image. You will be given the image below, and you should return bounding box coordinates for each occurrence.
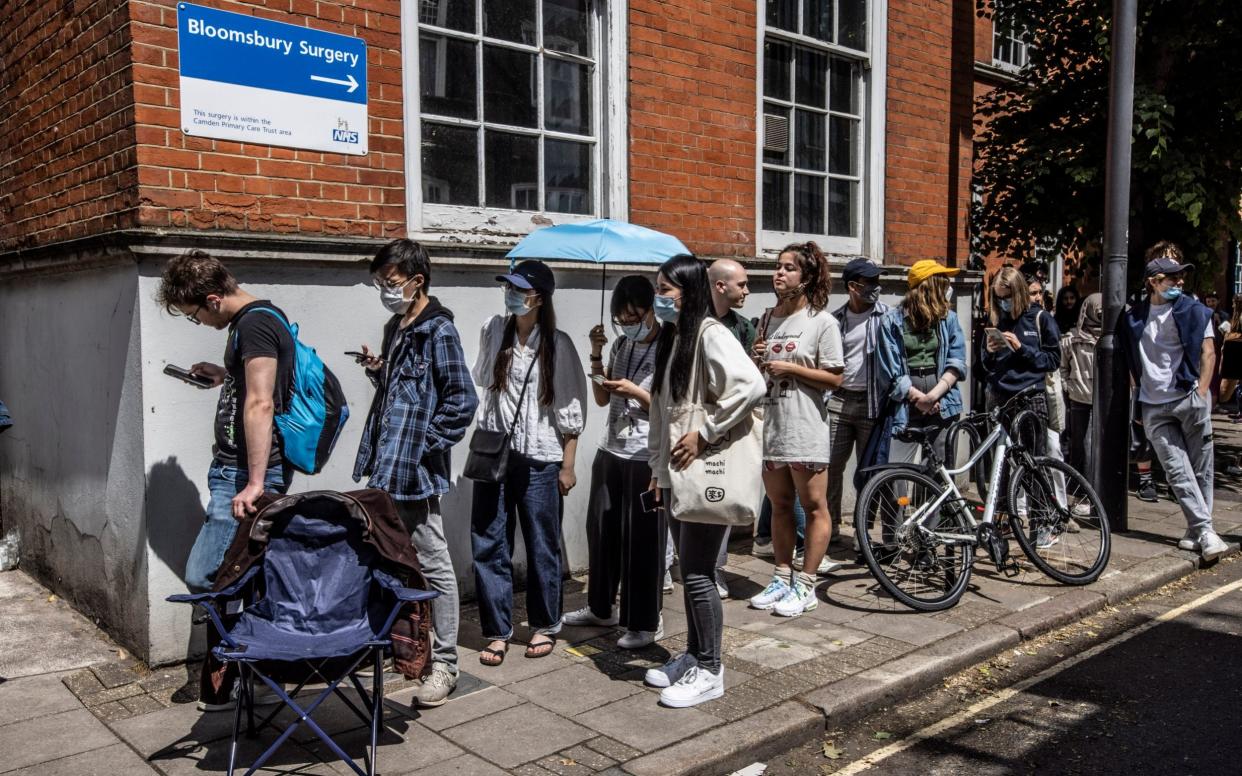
[853,388,1111,612]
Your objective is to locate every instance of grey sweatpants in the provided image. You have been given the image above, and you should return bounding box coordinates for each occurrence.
[395,497,460,674]
[1142,391,1215,536]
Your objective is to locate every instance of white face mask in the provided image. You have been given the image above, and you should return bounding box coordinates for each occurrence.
[505,287,532,316]
[380,284,413,315]
[621,318,653,341]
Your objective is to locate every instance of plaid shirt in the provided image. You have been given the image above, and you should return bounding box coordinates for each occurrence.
[353,302,478,501]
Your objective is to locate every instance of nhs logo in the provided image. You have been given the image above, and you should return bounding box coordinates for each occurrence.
[332,128,359,144]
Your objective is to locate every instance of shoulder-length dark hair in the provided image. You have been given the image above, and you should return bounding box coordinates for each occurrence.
[490,293,558,406]
[653,254,711,402]
[778,241,832,311]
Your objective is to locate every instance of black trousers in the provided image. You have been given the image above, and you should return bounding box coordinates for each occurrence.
[585,450,664,632]
[1066,399,1092,474]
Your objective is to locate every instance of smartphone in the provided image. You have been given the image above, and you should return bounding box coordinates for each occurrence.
[984,327,1007,345]
[639,488,659,514]
[344,350,368,360]
[591,374,607,386]
[163,364,213,389]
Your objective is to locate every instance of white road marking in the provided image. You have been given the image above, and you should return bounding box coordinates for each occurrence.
[831,577,1242,775]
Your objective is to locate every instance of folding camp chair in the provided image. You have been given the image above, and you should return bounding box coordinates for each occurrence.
[169,498,438,776]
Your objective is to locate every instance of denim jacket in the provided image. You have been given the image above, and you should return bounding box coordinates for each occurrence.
[875,308,968,432]
[831,300,891,419]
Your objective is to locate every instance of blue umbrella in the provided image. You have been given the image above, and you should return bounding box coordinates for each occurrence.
[505,219,691,322]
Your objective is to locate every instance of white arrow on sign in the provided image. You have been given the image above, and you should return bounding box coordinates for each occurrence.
[310,73,359,93]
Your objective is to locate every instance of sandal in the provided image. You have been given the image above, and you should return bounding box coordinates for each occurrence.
[479,641,508,667]
[524,636,556,659]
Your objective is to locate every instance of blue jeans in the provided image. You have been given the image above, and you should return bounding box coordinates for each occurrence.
[755,495,805,548]
[184,459,290,592]
[471,454,564,641]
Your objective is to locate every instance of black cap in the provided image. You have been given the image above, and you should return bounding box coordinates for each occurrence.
[1144,256,1194,277]
[842,258,882,284]
[1019,261,1048,283]
[496,260,556,295]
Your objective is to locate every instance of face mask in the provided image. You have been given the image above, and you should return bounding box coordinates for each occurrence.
[860,285,881,305]
[1161,286,1182,302]
[999,298,1013,314]
[381,284,413,315]
[653,294,680,324]
[944,287,954,303]
[505,287,532,316]
[621,319,653,341]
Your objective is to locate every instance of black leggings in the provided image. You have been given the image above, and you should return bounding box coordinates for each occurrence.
[668,511,729,673]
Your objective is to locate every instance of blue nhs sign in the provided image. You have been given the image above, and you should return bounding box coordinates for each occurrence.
[177,3,368,155]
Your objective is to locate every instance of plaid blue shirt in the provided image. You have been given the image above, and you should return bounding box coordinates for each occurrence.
[353,302,478,501]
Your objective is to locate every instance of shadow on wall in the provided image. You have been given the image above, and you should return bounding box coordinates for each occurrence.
[146,457,204,583]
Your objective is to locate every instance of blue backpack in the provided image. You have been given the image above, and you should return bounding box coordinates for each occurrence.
[234,307,349,475]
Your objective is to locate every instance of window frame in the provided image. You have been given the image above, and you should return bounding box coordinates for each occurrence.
[401,0,628,239]
[755,0,886,260]
[990,2,1030,73]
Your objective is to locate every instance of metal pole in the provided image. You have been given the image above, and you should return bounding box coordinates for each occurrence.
[1093,0,1138,532]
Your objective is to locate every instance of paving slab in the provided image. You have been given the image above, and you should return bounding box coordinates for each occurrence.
[406,753,511,776]
[849,610,965,646]
[0,708,118,773]
[575,692,720,753]
[109,700,239,757]
[0,571,119,679]
[0,672,83,726]
[727,636,821,670]
[440,703,594,769]
[388,686,524,732]
[997,588,1105,639]
[6,743,160,775]
[506,663,644,716]
[304,719,464,776]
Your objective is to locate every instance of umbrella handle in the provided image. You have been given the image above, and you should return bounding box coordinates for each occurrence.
[600,265,606,326]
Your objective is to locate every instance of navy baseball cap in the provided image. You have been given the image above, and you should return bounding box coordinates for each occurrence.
[842,258,882,284]
[1144,256,1194,277]
[497,260,556,295]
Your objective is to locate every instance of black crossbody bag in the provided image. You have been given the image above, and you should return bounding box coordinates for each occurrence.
[463,360,536,482]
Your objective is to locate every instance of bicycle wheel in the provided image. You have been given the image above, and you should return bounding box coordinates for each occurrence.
[854,467,975,611]
[1007,456,1111,584]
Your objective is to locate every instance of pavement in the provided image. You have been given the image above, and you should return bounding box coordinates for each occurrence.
[4,419,1242,776]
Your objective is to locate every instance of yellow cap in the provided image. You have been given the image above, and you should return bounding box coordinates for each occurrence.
[908,260,961,288]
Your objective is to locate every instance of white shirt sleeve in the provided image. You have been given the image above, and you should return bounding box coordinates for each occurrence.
[472,315,503,387]
[1204,318,1215,340]
[699,323,766,443]
[816,313,846,371]
[553,331,587,436]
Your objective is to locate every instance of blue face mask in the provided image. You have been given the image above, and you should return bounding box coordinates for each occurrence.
[505,287,532,316]
[1161,286,1182,302]
[621,318,653,341]
[653,294,680,324]
[999,298,1013,314]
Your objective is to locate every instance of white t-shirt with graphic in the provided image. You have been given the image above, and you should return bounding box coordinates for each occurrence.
[760,306,845,462]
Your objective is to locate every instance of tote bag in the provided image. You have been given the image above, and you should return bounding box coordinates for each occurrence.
[666,320,764,526]
[1036,310,1066,433]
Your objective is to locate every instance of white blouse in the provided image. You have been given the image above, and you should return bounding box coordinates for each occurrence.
[472,315,588,463]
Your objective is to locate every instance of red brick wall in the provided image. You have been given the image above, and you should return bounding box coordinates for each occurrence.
[129,0,405,238]
[0,0,138,252]
[884,0,976,266]
[628,0,757,259]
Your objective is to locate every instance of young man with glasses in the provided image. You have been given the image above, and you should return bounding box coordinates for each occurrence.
[1120,242,1230,561]
[352,239,478,707]
[156,249,296,709]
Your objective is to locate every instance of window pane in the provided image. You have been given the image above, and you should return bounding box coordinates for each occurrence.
[420,34,476,119]
[795,109,825,171]
[763,103,790,165]
[544,0,590,56]
[763,170,790,231]
[422,122,478,206]
[544,59,591,135]
[484,0,536,44]
[485,131,539,209]
[829,177,857,236]
[830,58,859,115]
[838,0,867,51]
[766,0,797,32]
[484,45,537,127]
[545,138,591,214]
[795,47,827,108]
[794,174,824,233]
[802,0,832,41]
[418,0,474,33]
[828,115,857,174]
[763,40,791,101]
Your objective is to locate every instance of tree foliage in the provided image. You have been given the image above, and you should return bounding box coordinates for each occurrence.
[972,0,1242,282]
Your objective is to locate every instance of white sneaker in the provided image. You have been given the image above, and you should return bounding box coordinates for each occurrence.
[716,579,729,599]
[659,665,724,708]
[644,652,696,688]
[1200,530,1229,562]
[815,556,842,574]
[662,570,675,594]
[561,606,619,627]
[1177,530,1200,552]
[749,575,791,610]
[752,538,775,558]
[618,619,664,649]
[773,581,817,617]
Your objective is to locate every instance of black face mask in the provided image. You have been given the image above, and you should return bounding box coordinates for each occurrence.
[853,283,880,305]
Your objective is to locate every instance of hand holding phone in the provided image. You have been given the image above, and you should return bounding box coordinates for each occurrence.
[344,350,368,359]
[591,374,607,386]
[639,488,660,514]
[164,364,214,389]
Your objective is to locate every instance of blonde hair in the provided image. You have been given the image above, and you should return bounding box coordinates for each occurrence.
[1144,240,1184,263]
[902,274,950,333]
[990,266,1031,325]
